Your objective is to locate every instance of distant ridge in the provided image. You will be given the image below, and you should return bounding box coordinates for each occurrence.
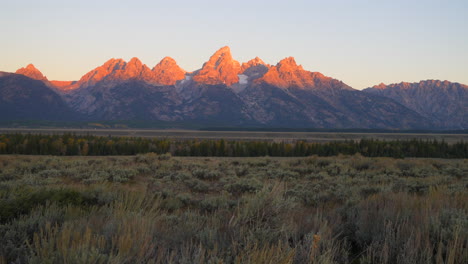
[364,80,468,129]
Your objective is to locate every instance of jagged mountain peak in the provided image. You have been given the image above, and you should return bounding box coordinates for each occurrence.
[253,56,351,91]
[278,57,299,66]
[257,57,312,89]
[371,80,468,91]
[241,57,268,70]
[372,83,387,89]
[207,46,237,66]
[240,57,270,81]
[102,58,126,68]
[251,56,265,64]
[77,57,157,87]
[276,57,306,72]
[152,57,186,85]
[15,64,47,81]
[125,57,151,77]
[213,46,232,56]
[127,57,143,67]
[157,56,178,66]
[192,46,241,86]
[414,79,467,89]
[25,64,38,70]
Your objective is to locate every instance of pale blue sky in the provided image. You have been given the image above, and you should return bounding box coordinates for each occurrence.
[1,0,467,89]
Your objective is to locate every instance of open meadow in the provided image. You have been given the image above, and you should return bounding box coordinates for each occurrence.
[0,154,466,263]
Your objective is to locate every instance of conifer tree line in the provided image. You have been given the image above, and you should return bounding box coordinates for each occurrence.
[0,133,466,158]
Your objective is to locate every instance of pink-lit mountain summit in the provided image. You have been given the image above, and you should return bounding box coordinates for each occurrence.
[18,46,343,92]
[15,64,48,81]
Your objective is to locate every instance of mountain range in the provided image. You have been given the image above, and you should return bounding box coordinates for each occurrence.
[1,46,466,129]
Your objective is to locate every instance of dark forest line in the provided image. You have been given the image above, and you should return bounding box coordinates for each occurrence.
[0,133,466,158]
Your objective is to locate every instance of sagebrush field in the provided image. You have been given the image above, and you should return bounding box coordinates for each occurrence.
[0,154,466,263]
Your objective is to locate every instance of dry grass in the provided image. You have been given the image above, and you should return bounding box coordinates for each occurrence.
[0,154,466,263]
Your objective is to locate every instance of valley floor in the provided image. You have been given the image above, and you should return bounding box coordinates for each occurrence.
[0,154,467,263]
[0,128,467,143]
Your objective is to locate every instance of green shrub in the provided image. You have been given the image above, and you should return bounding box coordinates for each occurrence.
[0,169,16,182]
[225,178,262,195]
[184,178,210,193]
[234,165,249,177]
[199,195,230,212]
[359,186,382,198]
[134,152,158,164]
[0,188,97,223]
[109,168,138,183]
[158,153,172,160]
[192,169,221,181]
[38,169,61,178]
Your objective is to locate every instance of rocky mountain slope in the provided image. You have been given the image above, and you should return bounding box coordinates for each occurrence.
[364,81,468,129]
[3,46,465,129]
[0,72,76,121]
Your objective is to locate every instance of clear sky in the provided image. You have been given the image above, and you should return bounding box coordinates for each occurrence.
[1,0,467,89]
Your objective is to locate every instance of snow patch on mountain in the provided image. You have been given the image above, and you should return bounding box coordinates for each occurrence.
[238,74,248,85]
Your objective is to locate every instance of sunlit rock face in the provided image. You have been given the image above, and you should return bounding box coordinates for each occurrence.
[152,57,186,86]
[49,80,75,90]
[192,46,241,86]
[15,64,48,81]
[255,57,348,90]
[240,57,270,82]
[54,56,186,90]
[74,58,154,88]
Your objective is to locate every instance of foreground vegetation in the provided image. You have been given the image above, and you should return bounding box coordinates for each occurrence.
[0,133,467,158]
[0,154,466,263]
